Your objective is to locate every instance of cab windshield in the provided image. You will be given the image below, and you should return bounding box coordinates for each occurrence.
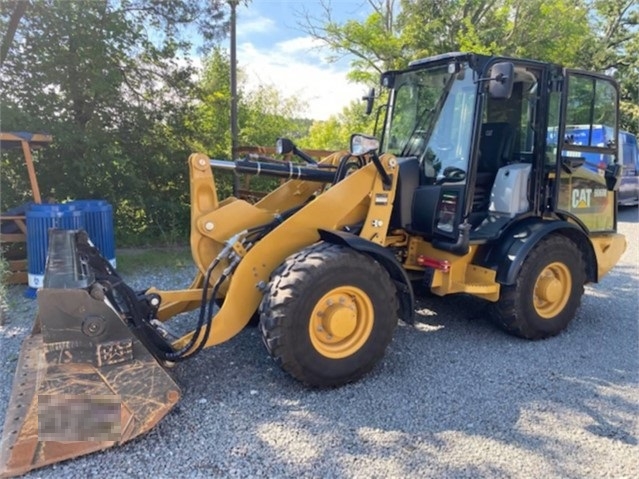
[382,62,477,181]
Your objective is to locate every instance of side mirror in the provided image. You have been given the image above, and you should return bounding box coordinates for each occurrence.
[605,163,622,191]
[488,62,514,99]
[275,137,295,155]
[362,88,375,115]
[350,134,379,156]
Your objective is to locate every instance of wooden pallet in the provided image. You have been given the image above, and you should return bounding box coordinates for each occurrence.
[1,215,28,284]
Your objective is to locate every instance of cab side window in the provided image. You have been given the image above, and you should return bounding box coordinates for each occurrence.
[484,66,540,163]
[564,75,617,150]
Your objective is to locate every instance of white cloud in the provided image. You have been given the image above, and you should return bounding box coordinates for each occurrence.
[237,36,366,120]
[276,36,325,56]
[237,15,276,36]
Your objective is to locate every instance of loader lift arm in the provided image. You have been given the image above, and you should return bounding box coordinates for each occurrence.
[0,144,403,477]
[155,148,401,352]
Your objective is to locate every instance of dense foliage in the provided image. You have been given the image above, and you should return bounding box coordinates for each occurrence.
[300,0,638,139]
[1,0,229,244]
[1,0,636,246]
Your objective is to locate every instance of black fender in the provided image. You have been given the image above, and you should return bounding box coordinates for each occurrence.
[478,217,597,286]
[319,229,415,323]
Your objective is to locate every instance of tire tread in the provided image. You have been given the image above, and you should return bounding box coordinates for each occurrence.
[260,243,398,386]
[491,234,587,340]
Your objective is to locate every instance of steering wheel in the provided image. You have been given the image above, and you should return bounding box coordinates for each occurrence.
[437,166,466,184]
[333,154,366,184]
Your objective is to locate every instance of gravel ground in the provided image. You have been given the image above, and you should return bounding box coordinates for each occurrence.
[1,207,638,479]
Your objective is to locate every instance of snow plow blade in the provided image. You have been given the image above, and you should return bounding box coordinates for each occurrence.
[0,288,181,478]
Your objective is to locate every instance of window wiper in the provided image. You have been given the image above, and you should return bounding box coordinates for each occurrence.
[400,73,457,157]
[399,106,434,157]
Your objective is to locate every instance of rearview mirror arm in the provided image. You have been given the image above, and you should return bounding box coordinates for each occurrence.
[369,152,392,189]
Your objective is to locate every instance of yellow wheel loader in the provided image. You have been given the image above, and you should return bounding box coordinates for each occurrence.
[0,52,627,477]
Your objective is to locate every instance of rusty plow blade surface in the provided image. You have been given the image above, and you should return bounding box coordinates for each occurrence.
[0,288,181,477]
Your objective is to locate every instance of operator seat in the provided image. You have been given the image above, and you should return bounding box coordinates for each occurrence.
[472,122,515,213]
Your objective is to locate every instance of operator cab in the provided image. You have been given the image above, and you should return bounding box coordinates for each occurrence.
[381,52,620,254]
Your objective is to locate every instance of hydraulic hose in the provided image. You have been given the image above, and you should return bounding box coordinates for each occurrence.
[162,231,246,362]
[160,257,223,361]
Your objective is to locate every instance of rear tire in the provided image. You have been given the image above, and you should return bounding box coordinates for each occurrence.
[260,243,398,387]
[490,234,586,339]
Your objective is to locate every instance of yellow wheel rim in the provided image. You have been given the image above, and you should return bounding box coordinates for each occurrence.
[308,286,374,359]
[533,262,572,319]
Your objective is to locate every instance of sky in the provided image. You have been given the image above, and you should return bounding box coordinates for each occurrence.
[231,0,373,120]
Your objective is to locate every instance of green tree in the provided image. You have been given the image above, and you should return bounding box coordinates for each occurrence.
[298,0,405,85]
[399,0,509,57]
[298,0,637,142]
[187,47,309,198]
[240,85,308,146]
[396,0,593,65]
[189,47,307,156]
[580,0,638,134]
[302,117,344,151]
[0,0,228,245]
[187,48,234,158]
[300,100,376,151]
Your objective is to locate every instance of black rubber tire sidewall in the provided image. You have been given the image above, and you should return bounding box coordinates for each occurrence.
[491,235,586,339]
[290,264,394,383]
[260,243,398,387]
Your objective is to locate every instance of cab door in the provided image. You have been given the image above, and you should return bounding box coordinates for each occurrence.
[551,71,619,231]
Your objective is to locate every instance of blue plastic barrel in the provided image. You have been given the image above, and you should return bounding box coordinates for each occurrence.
[70,200,116,268]
[25,203,85,298]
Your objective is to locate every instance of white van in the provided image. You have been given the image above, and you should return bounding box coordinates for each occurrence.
[549,126,638,206]
[619,131,639,206]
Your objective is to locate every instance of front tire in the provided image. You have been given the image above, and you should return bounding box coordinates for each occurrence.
[260,243,398,387]
[490,234,586,339]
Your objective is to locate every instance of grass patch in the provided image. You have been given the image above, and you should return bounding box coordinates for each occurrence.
[115,247,193,275]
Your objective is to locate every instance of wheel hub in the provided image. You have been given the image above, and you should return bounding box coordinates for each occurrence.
[533,262,572,319]
[536,276,561,303]
[322,302,357,339]
[309,287,374,359]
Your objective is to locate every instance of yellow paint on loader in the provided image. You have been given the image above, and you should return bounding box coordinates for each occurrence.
[170,153,399,350]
